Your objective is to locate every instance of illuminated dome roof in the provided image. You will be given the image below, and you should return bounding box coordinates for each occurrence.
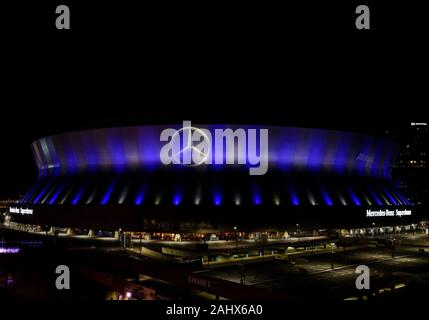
[19,125,407,208]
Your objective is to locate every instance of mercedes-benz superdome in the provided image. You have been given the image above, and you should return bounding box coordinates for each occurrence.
[9,124,416,234]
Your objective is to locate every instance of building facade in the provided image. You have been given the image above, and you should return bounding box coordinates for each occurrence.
[8,124,417,234]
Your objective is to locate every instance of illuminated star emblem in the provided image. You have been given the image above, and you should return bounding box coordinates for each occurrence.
[171,126,210,166]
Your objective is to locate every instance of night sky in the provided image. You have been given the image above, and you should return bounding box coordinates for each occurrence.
[1,1,427,198]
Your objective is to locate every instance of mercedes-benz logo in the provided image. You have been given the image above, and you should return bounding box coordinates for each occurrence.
[170,126,210,166]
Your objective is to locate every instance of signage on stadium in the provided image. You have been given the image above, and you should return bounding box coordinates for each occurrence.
[9,207,34,215]
[160,121,269,175]
[366,209,412,217]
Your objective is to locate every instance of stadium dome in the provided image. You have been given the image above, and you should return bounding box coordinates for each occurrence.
[11,124,412,232]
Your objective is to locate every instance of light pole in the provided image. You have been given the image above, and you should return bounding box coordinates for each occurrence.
[234,226,238,249]
[140,232,142,255]
[296,224,300,243]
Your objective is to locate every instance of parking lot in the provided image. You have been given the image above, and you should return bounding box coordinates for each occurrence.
[203,245,429,300]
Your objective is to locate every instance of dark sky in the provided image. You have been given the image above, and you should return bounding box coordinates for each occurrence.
[1,1,427,198]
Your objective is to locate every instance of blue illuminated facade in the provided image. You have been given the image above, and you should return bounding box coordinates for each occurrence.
[17,125,407,208]
[29,126,398,178]
[11,125,415,232]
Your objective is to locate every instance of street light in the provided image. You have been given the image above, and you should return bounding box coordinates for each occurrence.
[234,226,238,248]
[140,232,142,255]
